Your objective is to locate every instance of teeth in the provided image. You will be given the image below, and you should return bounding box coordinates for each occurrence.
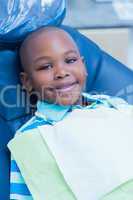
[56,83,77,92]
[57,84,73,89]
[56,82,77,89]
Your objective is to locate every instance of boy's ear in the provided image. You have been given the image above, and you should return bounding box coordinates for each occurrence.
[20,72,33,92]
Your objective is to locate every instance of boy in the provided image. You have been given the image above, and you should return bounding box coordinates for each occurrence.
[8,27,133,200]
[19,26,87,106]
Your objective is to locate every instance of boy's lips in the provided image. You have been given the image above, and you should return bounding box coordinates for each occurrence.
[55,81,79,92]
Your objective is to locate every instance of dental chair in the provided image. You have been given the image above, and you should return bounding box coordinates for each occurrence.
[0,1,133,200]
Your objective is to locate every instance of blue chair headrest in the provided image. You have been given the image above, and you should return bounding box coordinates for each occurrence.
[0,26,102,121]
[0,0,65,44]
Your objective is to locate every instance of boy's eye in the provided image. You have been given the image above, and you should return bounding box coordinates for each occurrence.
[37,64,52,71]
[65,57,78,64]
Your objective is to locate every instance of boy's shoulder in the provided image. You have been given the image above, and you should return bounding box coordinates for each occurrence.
[16,116,36,134]
[16,115,47,135]
[84,93,133,116]
[83,93,127,106]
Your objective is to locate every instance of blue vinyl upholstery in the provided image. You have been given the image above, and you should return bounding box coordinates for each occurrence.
[0,0,66,44]
[0,25,133,200]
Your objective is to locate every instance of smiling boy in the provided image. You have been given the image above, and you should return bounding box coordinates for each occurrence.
[8,27,133,200]
[20,27,87,106]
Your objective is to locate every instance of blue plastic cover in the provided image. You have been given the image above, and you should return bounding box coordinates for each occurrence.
[0,0,66,43]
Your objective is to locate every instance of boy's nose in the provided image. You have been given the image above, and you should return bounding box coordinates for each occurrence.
[54,64,70,80]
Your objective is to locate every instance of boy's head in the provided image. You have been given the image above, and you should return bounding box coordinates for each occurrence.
[20,27,87,105]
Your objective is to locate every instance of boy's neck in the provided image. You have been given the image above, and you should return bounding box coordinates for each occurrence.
[76,95,92,107]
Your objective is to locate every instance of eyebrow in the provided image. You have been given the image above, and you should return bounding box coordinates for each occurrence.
[34,50,79,64]
[64,50,79,56]
[34,56,52,64]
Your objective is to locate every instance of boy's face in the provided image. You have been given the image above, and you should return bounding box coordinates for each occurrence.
[21,29,87,105]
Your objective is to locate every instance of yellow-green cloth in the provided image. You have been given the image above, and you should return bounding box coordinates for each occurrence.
[8,130,76,200]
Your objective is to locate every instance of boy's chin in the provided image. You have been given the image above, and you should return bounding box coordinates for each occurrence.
[55,96,81,106]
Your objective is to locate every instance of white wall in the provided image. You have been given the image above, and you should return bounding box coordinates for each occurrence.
[79,28,131,69]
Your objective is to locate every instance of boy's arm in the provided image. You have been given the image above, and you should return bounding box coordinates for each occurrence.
[10,155,33,200]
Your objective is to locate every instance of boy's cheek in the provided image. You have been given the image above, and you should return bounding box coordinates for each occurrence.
[78,71,87,86]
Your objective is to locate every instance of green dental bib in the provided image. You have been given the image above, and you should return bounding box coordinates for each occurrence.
[8,130,76,200]
[8,105,133,200]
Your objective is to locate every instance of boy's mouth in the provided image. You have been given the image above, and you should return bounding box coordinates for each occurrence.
[55,81,79,93]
